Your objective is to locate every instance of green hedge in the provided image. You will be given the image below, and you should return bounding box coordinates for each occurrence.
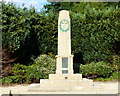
[71,6,120,64]
[2,75,24,84]
[80,61,113,78]
[2,54,56,84]
[2,2,120,65]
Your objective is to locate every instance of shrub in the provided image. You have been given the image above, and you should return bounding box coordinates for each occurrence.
[80,61,113,78]
[2,76,13,84]
[111,55,120,71]
[95,71,119,81]
[109,71,119,80]
[2,75,24,84]
[2,54,56,84]
[11,63,28,76]
[26,54,56,79]
[2,63,29,84]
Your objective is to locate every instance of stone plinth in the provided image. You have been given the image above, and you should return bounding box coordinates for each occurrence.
[28,78,93,91]
[35,74,93,91]
[40,79,93,90]
[56,55,74,74]
[49,74,82,80]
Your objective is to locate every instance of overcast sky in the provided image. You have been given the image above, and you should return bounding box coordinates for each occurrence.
[4,0,49,12]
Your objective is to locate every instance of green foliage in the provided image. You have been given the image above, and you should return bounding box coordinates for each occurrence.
[2,54,56,84]
[71,4,120,64]
[2,2,58,65]
[3,63,30,84]
[95,71,118,81]
[44,2,74,13]
[0,78,2,83]
[111,55,120,71]
[36,11,58,54]
[2,2,32,51]
[2,75,24,84]
[80,61,113,78]
[2,76,13,84]
[27,54,56,79]
[2,2,120,64]
[43,2,120,64]
[2,2,120,82]
[109,71,118,80]
[11,63,28,75]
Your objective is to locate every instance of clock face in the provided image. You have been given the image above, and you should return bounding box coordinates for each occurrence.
[59,19,70,32]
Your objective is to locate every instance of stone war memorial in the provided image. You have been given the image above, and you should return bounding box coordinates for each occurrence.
[29,10,93,91]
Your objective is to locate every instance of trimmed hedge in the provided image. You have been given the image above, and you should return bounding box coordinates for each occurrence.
[80,61,113,78]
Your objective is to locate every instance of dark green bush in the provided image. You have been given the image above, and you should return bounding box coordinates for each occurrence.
[2,54,56,84]
[2,75,24,84]
[2,76,13,84]
[2,2,32,51]
[95,71,118,81]
[80,61,113,78]
[71,5,120,64]
[109,71,118,80]
[2,63,29,84]
[11,63,29,75]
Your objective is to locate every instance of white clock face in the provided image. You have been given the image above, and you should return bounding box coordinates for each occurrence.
[60,19,70,32]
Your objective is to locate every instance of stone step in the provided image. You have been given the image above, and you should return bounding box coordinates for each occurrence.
[39,79,93,90]
[28,78,93,92]
[49,74,82,80]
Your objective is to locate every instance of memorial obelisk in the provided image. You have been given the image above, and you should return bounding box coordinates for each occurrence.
[49,10,82,80]
[29,10,93,91]
[56,10,74,75]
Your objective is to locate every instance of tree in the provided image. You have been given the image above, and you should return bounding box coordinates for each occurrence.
[70,3,120,64]
[44,2,74,13]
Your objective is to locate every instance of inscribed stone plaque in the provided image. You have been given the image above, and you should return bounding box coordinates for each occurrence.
[62,57,68,68]
[62,70,68,74]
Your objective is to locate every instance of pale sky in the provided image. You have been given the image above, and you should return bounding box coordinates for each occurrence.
[4,0,49,12]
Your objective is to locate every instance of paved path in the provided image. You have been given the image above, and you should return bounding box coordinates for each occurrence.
[0,81,119,94]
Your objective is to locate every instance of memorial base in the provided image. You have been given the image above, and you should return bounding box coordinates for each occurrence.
[28,74,93,92]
